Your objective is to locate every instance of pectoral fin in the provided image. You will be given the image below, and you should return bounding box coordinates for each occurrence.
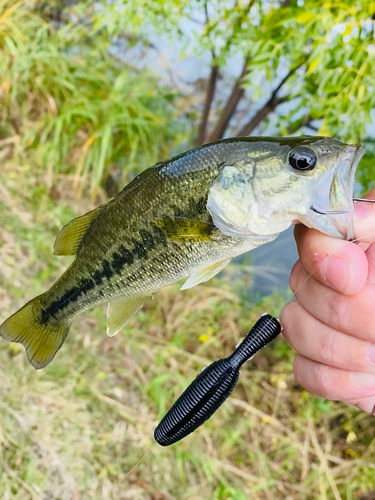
[154,217,214,242]
[54,206,103,256]
[106,294,151,337]
[181,259,231,290]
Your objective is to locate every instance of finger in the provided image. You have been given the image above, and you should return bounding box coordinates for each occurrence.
[293,225,368,295]
[365,244,375,284]
[350,395,375,414]
[293,355,375,412]
[353,187,375,244]
[288,260,375,341]
[281,300,375,372]
[293,187,375,294]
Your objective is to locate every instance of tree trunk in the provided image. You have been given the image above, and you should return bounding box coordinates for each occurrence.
[208,59,249,142]
[197,65,219,145]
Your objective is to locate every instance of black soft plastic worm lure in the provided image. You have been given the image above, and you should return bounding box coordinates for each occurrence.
[154,313,281,446]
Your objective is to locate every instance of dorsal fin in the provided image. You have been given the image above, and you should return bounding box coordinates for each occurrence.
[54,206,103,256]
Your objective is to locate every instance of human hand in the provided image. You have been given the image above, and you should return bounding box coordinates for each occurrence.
[280,188,375,413]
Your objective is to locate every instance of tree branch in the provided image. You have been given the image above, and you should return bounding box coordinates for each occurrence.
[198,0,255,144]
[197,65,219,145]
[208,58,250,142]
[286,115,314,134]
[196,1,219,145]
[237,96,287,136]
[236,66,299,137]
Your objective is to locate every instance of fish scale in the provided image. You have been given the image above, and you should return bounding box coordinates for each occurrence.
[0,136,364,368]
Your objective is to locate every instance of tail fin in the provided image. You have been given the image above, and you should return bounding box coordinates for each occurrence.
[0,295,71,369]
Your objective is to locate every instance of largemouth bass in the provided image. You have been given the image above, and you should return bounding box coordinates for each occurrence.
[0,136,364,369]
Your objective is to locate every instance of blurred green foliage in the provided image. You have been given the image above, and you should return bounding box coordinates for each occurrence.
[356,139,375,193]
[1,0,375,192]
[0,0,179,194]
[92,0,375,142]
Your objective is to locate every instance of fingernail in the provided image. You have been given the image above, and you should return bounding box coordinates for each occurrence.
[351,372,375,389]
[367,344,375,367]
[321,256,348,290]
[354,201,370,220]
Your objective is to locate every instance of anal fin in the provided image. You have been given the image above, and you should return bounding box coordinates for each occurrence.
[181,259,231,290]
[106,294,151,337]
[54,206,103,256]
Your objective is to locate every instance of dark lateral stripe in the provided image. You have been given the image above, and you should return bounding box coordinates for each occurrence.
[41,277,96,323]
[111,245,134,272]
[151,222,167,246]
[92,269,103,286]
[130,227,164,261]
[132,239,148,259]
[139,229,155,251]
[101,259,113,279]
[41,225,169,324]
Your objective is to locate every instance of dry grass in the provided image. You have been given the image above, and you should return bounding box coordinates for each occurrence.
[1,161,375,500]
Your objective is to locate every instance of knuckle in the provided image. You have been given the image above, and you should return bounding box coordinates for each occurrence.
[331,286,375,339]
[293,355,310,390]
[318,327,369,372]
[289,260,303,293]
[316,364,336,400]
[320,329,339,367]
[293,355,341,401]
[292,355,334,400]
[331,294,351,334]
[280,301,299,341]
[293,356,303,386]
[359,289,375,338]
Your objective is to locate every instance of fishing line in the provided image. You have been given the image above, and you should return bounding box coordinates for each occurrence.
[351,231,375,244]
[117,449,150,484]
[291,233,375,298]
[290,266,317,297]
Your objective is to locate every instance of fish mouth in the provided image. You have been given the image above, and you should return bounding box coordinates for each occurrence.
[310,144,364,239]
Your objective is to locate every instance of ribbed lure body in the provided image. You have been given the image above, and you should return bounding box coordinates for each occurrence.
[154,314,281,446]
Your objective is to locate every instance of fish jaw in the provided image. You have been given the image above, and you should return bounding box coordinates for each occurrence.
[299,144,364,240]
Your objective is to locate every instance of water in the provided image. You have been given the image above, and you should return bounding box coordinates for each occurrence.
[233,227,297,296]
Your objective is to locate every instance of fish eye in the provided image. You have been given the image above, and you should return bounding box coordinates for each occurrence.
[288,147,317,172]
